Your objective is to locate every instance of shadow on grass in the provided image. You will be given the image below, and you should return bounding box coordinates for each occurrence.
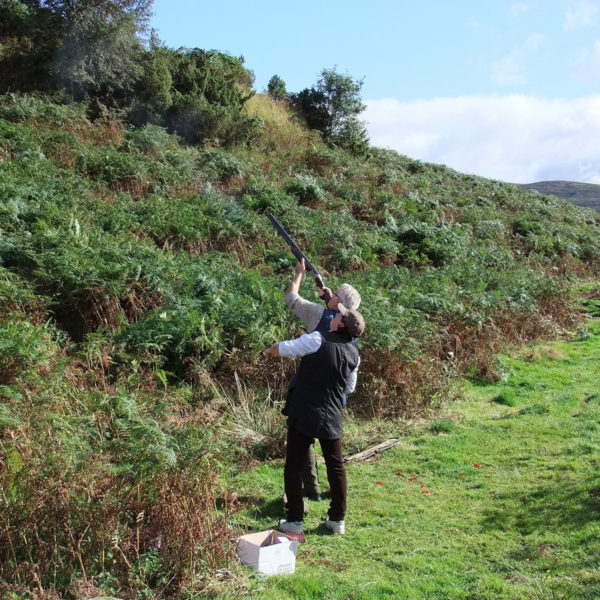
[236,495,285,523]
[481,479,600,537]
[236,493,336,535]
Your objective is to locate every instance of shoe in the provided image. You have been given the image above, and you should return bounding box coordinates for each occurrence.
[325,518,345,535]
[278,519,303,534]
[307,494,322,502]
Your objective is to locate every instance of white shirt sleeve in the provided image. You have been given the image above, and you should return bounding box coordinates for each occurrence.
[344,356,360,393]
[278,331,323,358]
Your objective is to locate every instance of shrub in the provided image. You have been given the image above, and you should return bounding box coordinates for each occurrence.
[392,221,469,266]
[286,173,325,204]
[0,318,56,384]
[118,260,289,380]
[198,148,246,181]
[0,267,46,322]
[123,123,177,158]
[117,302,226,375]
[134,47,261,146]
[76,145,150,188]
[219,374,286,461]
[0,93,88,125]
[167,94,261,146]
[0,378,239,597]
[303,143,344,175]
[241,178,295,212]
[332,116,370,156]
[512,217,544,237]
[0,119,39,156]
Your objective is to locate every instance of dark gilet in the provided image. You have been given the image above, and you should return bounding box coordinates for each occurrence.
[285,330,359,440]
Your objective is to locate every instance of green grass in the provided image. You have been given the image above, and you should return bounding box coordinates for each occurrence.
[228,318,600,599]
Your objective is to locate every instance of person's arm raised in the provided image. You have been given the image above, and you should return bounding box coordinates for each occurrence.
[286,259,306,296]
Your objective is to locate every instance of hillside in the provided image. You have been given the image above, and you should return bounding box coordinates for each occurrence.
[516,180,600,213]
[1,92,600,599]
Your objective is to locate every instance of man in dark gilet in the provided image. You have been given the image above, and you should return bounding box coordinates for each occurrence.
[284,259,362,501]
[264,305,365,535]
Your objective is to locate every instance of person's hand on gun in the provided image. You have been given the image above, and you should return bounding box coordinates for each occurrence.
[319,286,333,304]
[295,258,306,275]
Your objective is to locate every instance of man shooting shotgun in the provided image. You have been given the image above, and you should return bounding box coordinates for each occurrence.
[267,213,361,315]
[267,214,363,527]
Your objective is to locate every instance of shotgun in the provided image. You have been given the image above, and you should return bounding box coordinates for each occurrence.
[267,213,331,301]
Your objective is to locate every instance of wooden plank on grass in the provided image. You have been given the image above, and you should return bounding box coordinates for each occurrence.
[343,439,402,463]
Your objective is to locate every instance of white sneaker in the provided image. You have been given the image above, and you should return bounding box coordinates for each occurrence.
[278,519,303,534]
[325,519,345,535]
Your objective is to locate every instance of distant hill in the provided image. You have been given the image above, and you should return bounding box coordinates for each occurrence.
[516,180,600,213]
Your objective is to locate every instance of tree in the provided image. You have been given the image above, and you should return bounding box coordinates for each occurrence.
[267,74,288,101]
[0,0,153,99]
[292,67,369,154]
[0,1,152,99]
[0,1,62,92]
[334,117,370,156]
[132,47,260,146]
[47,0,152,101]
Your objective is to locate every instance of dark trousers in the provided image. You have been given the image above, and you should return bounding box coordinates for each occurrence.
[284,427,346,522]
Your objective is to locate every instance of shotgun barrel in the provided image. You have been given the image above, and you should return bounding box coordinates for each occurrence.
[267,213,326,290]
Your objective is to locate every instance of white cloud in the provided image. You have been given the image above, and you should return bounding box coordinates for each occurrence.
[573,40,600,82]
[492,53,526,85]
[564,0,598,30]
[510,3,532,17]
[364,95,600,184]
[525,32,545,50]
[491,33,545,86]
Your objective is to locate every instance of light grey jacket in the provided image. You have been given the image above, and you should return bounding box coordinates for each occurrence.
[284,290,325,332]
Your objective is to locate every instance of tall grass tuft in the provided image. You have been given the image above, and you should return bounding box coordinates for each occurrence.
[218,373,286,462]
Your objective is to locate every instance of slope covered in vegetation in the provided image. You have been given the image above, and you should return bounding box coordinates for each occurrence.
[1,89,599,598]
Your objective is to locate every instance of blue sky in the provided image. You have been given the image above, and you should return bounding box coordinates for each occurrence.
[151,1,600,184]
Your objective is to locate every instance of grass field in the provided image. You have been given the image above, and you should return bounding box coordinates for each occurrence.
[225,312,600,599]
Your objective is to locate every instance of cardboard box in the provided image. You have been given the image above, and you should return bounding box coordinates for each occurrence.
[237,530,299,576]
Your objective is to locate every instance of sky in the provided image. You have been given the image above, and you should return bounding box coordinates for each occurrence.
[150,1,600,184]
